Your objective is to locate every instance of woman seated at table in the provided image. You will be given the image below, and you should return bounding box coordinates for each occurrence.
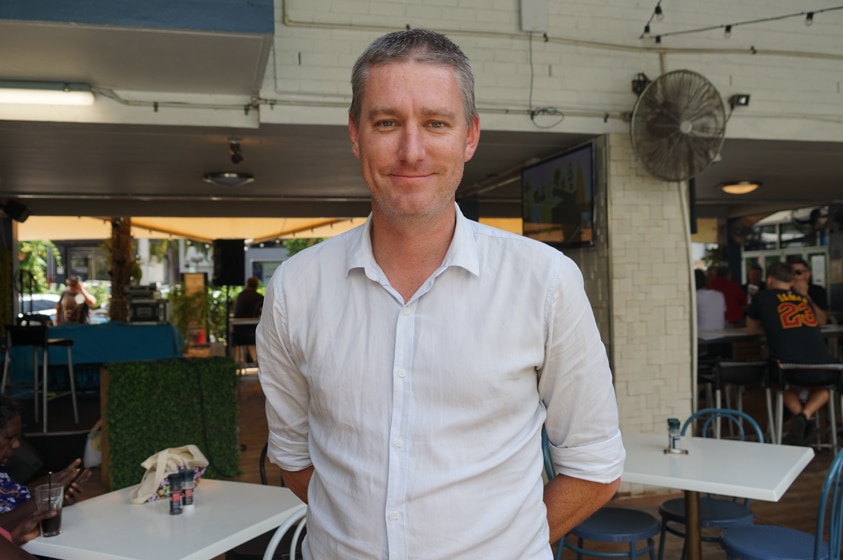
[0,394,91,545]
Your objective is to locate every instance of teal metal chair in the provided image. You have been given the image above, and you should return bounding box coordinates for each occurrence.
[657,408,764,560]
[543,428,660,560]
[720,446,843,559]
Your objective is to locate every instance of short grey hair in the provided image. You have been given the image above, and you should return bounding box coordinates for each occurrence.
[349,28,477,127]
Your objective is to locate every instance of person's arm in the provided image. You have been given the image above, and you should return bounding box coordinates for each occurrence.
[257,267,313,501]
[5,508,56,545]
[746,316,764,335]
[0,533,38,560]
[54,302,62,325]
[545,475,621,543]
[539,256,625,543]
[77,282,97,307]
[280,466,313,503]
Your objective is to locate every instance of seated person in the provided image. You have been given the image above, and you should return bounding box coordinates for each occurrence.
[789,257,828,326]
[745,261,837,445]
[742,264,765,304]
[0,395,91,545]
[232,276,264,364]
[695,268,726,331]
[707,265,745,325]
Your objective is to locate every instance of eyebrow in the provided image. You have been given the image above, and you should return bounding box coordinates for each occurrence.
[365,106,459,121]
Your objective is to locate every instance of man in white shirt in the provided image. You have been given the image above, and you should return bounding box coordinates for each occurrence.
[257,29,624,559]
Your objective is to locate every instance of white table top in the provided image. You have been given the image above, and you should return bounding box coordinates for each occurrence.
[24,479,304,560]
[622,432,814,501]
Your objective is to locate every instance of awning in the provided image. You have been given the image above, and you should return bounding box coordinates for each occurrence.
[17,216,523,242]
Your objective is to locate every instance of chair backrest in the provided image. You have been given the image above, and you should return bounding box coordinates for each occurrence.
[6,325,48,348]
[262,504,307,560]
[714,361,768,387]
[814,447,843,560]
[680,407,764,443]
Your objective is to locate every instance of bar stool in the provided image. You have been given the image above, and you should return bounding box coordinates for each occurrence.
[1,324,79,432]
[713,361,775,442]
[774,362,843,452]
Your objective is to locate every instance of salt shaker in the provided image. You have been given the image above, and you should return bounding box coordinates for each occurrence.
[667,418,681,453]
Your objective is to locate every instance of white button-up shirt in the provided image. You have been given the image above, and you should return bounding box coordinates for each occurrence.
[257,206,624,560]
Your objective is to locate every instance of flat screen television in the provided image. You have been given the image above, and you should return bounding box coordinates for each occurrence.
[521,142,595,249]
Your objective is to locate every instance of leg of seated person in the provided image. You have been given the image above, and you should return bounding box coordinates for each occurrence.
[783,390,804,416]
[802,388,830,420]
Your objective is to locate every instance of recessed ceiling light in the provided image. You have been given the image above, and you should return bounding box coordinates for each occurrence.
[721,181,760,195]
[203,172,255,187]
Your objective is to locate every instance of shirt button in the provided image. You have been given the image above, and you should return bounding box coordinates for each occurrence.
[390,511,400,520]
[394,438,404,448]
[397,369,407,378]
[402,306,411,315]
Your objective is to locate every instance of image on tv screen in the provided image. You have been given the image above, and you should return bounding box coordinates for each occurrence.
[522,143,594,248]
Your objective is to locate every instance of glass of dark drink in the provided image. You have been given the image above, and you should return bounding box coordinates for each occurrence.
[34,483,64,537]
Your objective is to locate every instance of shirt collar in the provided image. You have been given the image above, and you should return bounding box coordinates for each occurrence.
[345,203,480,278]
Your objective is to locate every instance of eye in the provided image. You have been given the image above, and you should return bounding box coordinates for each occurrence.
[375,119,396,129]
[429,121,447,129]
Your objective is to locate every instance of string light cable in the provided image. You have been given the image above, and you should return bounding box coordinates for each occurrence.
[527,32,565,129]
[640,5,843,41]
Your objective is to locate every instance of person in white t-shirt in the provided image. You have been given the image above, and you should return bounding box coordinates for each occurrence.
[696,268,726,331]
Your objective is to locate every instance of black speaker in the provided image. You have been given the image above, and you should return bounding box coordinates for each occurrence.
[213,239,245,286]
[2,199,31,223]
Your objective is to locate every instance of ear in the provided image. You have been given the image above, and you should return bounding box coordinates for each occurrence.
[463,114,480,163]
[349,114,361,159]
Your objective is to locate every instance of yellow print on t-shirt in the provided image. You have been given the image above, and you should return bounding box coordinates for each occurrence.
[776,292,818,329]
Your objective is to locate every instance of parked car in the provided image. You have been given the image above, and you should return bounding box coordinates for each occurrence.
[18,293,60,324]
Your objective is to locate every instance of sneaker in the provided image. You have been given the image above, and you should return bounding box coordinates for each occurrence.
[803,419,818,445]
[784,413,807,446]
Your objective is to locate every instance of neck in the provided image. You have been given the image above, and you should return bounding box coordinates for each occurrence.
[769,279,792,290]
[370,206,457,301]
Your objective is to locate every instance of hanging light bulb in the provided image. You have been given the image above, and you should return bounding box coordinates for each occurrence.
[643,24,651,37]
[724,25,732,38]
[654,5,664,21]
[805,12,814,26]
[655,35,662,44]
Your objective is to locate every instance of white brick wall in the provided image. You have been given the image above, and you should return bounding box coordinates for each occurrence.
[265,0,842,491]
[272,0,843,141]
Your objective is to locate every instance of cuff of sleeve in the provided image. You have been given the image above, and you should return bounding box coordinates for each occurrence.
[0,526,11,542]
[552,430,625,483]
[267,431,312,471]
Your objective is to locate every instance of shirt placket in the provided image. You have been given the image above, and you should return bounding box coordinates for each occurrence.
[384,301,416,559]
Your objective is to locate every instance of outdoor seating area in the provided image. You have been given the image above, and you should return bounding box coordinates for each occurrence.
[2,2,843,559]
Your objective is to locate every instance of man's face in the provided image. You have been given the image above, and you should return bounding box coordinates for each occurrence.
[349,61,480,223]
[792,264,810,283]
[748,269,761,285]
[67,281,80,293]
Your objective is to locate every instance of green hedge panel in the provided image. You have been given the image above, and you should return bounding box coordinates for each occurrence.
[106,357,240,490]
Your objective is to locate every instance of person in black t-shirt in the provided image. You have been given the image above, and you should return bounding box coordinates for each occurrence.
[232,276,264,364]
[746,261,837,445]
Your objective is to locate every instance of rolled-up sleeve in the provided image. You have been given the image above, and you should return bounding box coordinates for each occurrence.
[539,256,625,483]
[256,264,312,471]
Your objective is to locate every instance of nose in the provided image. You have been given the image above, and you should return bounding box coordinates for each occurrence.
[397,124,425,163]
